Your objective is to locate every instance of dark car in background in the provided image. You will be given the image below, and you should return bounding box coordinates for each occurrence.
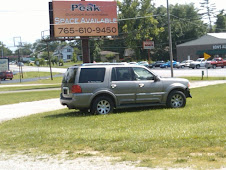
[149,61,165,68]
[0,71,13,80]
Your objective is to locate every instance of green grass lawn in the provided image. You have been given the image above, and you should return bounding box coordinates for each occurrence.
[0,90,60,105]
[0,84,60,92]
[13,72,60,80]
[0,84,225,169]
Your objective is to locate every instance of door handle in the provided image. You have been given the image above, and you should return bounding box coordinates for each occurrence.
[139,84,144,87]
[111,84,117,89]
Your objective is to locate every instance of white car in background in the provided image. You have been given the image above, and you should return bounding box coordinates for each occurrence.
[189,58,210,69]
[175,60,194,68]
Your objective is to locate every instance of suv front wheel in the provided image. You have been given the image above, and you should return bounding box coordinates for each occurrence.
[92,96,114,115]
[166,91,186,108]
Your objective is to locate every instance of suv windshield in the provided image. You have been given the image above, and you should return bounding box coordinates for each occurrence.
[62,68,77,83]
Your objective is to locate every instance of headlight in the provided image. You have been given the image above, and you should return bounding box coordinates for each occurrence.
[188,82,191,88]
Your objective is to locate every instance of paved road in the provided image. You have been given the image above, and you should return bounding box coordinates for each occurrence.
[9,65,226,77]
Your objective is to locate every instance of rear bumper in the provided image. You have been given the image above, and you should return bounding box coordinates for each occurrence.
[60,93,91,109]
[60,93,76,109]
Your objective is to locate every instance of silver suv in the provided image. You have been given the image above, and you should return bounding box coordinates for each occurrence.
[60,63,192,114]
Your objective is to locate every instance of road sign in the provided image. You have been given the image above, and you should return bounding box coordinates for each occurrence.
[204,52,211,60]
[143,40,154,50]
[0,58,9,72]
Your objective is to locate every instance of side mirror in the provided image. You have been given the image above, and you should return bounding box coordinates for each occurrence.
[154,75,160,82]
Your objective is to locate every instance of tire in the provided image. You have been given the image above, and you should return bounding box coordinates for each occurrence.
[92,96,114,115]
[181,65,185,69]
[212,65,216,69]
[196,65,200,69]
[166,91,186,108]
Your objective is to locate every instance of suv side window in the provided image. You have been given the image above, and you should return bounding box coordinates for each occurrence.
[111,67,133,81]
[62,68,77,83]
[79,68,105,83]
[132,67,154,80]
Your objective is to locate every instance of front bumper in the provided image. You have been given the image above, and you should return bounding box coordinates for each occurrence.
[185,88,192,98]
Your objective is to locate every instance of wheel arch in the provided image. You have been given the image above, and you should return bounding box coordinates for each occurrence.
[164,86,186,103]
[90,92,116,109]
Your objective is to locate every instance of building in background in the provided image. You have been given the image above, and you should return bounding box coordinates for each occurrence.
[53,45,74,62]
[177,33,226,61]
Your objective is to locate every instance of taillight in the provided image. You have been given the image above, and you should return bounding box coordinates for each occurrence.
[71,85,82,93]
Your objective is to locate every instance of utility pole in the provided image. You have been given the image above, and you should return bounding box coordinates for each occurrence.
[14,37,22,82]
[1,42,3,58]
[46,42,53,80]
[167,0,174,77]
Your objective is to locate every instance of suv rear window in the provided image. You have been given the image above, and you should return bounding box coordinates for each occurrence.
[79,68,105,83]
[62,68,77,83]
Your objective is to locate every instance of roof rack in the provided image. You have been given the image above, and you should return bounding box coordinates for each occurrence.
[81,63,128,66]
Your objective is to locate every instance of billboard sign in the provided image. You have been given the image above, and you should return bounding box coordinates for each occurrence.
[0,58,9,72]
[143,40,154,50]
[51,0,118,37]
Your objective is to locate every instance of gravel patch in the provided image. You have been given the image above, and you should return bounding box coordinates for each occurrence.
[0,154,153,170]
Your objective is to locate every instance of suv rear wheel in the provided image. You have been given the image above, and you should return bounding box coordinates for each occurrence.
[167,91,186,108]
[92,96,113,115]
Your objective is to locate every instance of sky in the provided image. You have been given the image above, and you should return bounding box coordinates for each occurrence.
[0,0,226,51]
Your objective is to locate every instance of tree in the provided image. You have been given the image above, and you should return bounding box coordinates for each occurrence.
[32,39,60,57]
[215,10,226,32]
[14,43,32,56]
[0,41,13,57]
[92,40,103,62]
[153,4,207,61]
[71,46,81,63]
[171,4,207,43]
[199,0,216,32]
[118,0,163,61]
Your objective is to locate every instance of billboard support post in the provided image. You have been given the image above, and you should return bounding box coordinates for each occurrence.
[148,49,151,64]
[143,40,154,64]
[81,36,90,63]
[13,37,22,83]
